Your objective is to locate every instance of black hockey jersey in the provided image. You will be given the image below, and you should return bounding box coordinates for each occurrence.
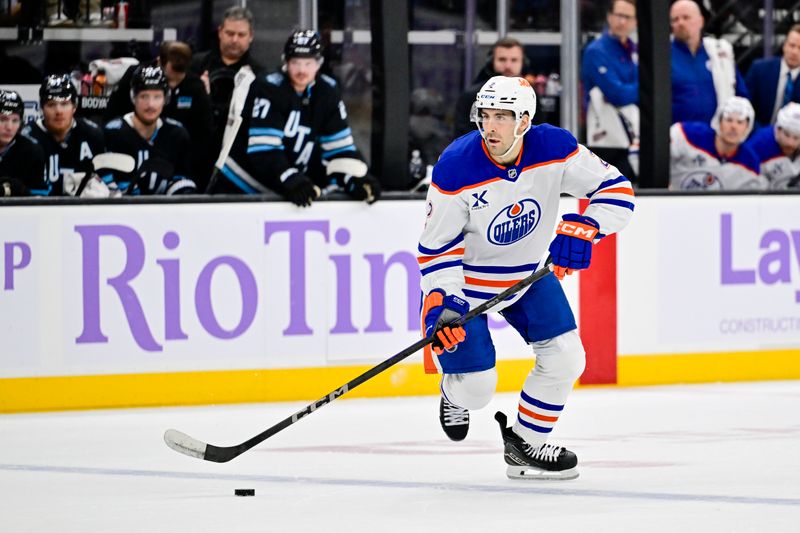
[104,113,193,194]
[0,135,48,196]
[21,118,108,196]
[214,71,366,194]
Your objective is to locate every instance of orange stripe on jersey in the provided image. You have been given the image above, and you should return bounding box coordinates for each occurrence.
[417,248,466,264]
[520,146,580,173]
[464,276,522,288]
[519,404,559,423]
[594,186,634,196]
[431,177,504,196]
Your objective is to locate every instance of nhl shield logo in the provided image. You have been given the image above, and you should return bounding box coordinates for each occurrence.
[507,168,517,179]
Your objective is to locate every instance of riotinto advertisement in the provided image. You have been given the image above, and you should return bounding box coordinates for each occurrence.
[0,201,535,379]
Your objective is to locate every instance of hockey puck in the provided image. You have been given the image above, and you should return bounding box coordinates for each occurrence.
[234,488,255,497]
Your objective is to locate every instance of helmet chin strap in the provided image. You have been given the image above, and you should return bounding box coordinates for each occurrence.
[479,117,530,163]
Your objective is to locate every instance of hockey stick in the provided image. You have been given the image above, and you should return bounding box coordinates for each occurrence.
[204,66,256,193]
[164,257,554,463]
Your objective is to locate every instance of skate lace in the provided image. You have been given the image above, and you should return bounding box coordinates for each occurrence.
[523,442,562,463]
[442,400,469,426]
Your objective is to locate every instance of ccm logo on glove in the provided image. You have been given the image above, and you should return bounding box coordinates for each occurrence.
[548,213,600,280]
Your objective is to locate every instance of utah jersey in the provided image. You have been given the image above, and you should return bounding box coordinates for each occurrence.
[743,125,800,189]
[215,71,364,194]
[21,118,108,196]
[0,136,48,196]
[104,113,193,193]
[669,122,764,190]
[418,126,635,312]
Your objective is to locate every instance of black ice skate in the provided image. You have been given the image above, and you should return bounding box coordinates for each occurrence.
[494,411,579,480]
[439,396,469,441]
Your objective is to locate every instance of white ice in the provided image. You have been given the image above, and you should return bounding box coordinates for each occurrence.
[1,381,799,532]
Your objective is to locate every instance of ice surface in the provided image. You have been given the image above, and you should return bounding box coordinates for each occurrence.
[1,381,799,532]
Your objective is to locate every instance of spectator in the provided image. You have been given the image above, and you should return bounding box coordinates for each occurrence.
[670,0,748,125]
[669,96,762,190]
[453,37,526,138]
[22,74,111,196]
[581,0,639,181]
[744,102,800,189]
[208,29,380,206]
[104,66,196,195]
[745,24,800,128]
[190,6,263,178]
[0,90,48,197]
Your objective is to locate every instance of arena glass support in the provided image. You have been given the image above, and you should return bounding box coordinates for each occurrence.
[369,0,410,189]
[637,0,671,189]
[559,0,579,136]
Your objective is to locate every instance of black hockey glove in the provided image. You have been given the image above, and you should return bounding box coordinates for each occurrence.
[0,177,27,197]
[340,173,381,204]
[282,172,319,207]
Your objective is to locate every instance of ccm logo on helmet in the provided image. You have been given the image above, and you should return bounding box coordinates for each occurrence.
[487,198,541,245]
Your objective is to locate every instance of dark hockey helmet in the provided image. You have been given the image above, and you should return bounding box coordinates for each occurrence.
[131,65,169,96]
[39,74,78,105]
[283,30,323,61]
[0,90,24,118]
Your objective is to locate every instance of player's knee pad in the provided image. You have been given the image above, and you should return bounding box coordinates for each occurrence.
[531,329,586,383]
[441,368,497,410]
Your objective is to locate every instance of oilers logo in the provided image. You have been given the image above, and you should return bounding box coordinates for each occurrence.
[681,170,722,190]
[487,198,541,245]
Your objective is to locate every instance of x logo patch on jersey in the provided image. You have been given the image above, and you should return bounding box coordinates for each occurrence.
[472,190,488,209]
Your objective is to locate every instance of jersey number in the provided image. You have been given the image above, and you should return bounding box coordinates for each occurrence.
[252,98,271,119]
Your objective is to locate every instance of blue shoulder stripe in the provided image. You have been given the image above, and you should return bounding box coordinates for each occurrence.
[319,128,352,142]
[587,175,629,198]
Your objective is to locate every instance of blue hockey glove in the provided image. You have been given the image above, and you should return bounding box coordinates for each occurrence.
[422,289,469,354]
[548,213,600,280]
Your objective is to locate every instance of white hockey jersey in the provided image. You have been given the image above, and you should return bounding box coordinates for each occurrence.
[418,126,635,312]
[669,122,764,190]
[744,125,800,190]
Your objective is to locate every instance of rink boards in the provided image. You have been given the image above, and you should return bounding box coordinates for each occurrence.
[1,195,798,412]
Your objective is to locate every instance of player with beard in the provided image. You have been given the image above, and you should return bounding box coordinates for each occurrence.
[21,74,111,196]
[0,90,47,197]
[104,65,196,195]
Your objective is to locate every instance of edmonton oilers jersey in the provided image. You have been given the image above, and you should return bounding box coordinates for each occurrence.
[743,125,800,190]
[418,125,635,311]
[669,121,764,190]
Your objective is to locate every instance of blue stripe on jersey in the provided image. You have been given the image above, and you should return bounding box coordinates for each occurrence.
[247,145,283,153]
[586,175,629,197]
[322,146,357,158]
[463,288,501,300]
[418,233,465,255]
[319,128,352,142]
[462,262,538,274]
[589,198,635,211]
[100,173,113,184]
[29,186,51,196]
[517,415,553,433]
[420,259,463,276]
[521,390,564,411]
[221,164,258,194]
[249,127,284,137]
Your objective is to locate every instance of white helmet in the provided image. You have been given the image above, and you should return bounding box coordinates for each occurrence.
[776,102,800,136]
[711,96,755,139]
[470,76,536,159]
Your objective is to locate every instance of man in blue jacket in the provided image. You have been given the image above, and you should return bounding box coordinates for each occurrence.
[581,0,638,180]
[745,24,800,128]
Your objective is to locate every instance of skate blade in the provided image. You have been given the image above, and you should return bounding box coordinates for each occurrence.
[506,465,579,481]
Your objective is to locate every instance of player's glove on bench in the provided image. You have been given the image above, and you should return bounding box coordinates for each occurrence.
[283,172,319,207]
[333,172,382,204]
[422,289,469,354]
[548,213,600,280]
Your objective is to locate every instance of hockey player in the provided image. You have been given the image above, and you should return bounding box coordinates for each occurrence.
[743,102,800,189]
[419,76,634,480]
[104,65,196,195]
[669,96,763,190]
[0,89,48,197]
[209,29,381,206]
[22,74,112,196]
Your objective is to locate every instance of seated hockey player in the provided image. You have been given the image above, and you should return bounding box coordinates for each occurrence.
[669,96,764,190]
[743,102,800,189]
[22,74,114,196]
[208,29,381,206]
[418,76,634,480]
[0,89,48,197]
[104,65,197,195]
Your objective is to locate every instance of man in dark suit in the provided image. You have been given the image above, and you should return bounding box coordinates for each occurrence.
[746,24,800,128]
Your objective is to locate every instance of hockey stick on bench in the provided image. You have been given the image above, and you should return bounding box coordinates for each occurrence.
[164,257,554,463]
